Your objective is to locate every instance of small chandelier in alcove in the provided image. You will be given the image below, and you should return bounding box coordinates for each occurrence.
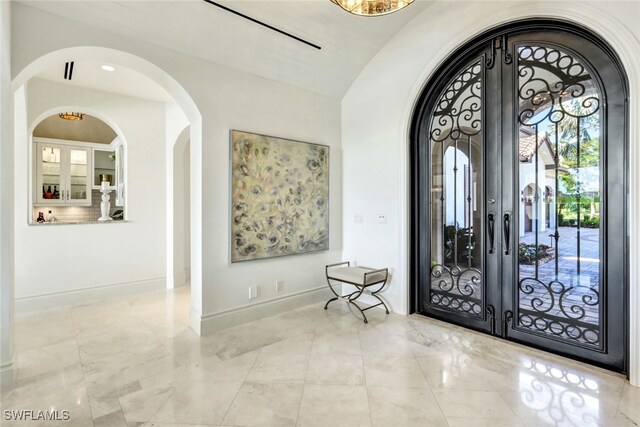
[330,0,414,16]
[58,112,84,121]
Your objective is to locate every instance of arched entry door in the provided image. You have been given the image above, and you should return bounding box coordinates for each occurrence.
[411,21,628,372]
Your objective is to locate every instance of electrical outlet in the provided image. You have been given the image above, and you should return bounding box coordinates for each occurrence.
[378,214,387,224]
[248,286,257,299]
[275,280,283,292]
[354,214,363,223]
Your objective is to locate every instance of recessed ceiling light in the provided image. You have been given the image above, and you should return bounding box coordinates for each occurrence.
[101,65,115,72]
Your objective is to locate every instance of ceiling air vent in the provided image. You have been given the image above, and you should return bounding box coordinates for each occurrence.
[203,1,321,50]
[64,61,75,80]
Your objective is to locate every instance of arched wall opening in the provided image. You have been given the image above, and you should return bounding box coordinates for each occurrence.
[6,47,204,373]
[28,107,129,224]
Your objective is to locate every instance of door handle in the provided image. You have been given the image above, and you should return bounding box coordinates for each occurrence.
[503,212,511,255]
[487,213,495,254]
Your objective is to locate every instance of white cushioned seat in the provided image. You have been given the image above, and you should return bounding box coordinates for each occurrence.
[327,267,387,286]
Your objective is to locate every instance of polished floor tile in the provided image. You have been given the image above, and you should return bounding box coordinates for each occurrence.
[297,384,371,427]
[2,285,637,426]
[367,386,447,427]
[433,389,518,419]
[245,353,309,383]
[119,384,175,425]
[150,380,241,425]
[260,332,314,355]
[306,353,365,386]
[222,382,303,426]
[363,354,429,388]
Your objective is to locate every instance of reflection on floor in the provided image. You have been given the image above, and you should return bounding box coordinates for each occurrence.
[1,286,638,426]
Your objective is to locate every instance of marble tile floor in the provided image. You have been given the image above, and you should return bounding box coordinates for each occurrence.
[1,286,639,426]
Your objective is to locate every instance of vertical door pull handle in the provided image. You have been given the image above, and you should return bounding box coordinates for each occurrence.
[504,212,511,255]
[487,213,495,254]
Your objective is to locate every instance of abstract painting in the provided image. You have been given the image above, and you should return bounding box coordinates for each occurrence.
[230,130,329,262]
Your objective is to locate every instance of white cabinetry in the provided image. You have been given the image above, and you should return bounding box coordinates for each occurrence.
[35,140,92,206]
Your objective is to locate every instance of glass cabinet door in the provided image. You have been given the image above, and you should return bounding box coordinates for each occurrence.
[37,145,64,205]
[35,143,92,206]
[68,147,91,203]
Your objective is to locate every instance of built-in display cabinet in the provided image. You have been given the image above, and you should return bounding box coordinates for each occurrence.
[33,137,125,210]
[35,141,92,206]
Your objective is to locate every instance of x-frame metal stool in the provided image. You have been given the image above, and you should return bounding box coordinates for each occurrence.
[324,261,390,323]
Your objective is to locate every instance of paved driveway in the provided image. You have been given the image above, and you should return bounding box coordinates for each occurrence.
[518,227,600,344]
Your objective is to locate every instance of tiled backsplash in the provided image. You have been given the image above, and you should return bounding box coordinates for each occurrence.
[33,190,122,223]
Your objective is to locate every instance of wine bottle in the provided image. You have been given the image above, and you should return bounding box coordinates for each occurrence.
[53,185,59,199]
[42,185,45,197]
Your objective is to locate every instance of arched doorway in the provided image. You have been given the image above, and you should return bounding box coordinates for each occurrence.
[411,21,628,372]
[10,46,203,333]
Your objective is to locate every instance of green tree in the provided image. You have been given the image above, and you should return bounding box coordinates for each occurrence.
[551,98,600,165]
[549,98,600,221]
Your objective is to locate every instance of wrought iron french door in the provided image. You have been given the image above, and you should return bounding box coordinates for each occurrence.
[412,22,627,372]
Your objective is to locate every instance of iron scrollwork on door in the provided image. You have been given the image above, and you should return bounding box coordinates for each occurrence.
[515,44,603,348]
[428,59,484,317]
[486,35,513,69]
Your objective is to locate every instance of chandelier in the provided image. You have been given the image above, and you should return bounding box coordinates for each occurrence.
[330,0,414,16]
[58,112,84,121]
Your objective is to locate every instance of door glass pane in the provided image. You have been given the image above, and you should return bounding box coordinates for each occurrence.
[69,149,88,201]
[429,58,483,316]
[41,146,61,200]
[516,44,602,347]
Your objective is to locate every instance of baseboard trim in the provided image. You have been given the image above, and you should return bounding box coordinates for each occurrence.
[200,285,331,335]
[15,277,167,313]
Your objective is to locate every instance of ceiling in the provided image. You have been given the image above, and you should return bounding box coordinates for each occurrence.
[18,0,432,98]
[33,113,117,144]
[35,60,174,103]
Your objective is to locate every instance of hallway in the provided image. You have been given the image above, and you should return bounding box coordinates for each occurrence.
[1,288,638,426]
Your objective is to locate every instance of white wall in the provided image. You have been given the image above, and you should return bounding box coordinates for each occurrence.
[0,0,15,391]
[11,4,342,330]
[14,78,167,305]
[341,1,640,385]
[165,102,189,290]
[173,127,190,287]
[519,158,551,236]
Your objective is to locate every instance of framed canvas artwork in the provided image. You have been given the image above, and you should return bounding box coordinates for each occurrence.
[230,130,329,262]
